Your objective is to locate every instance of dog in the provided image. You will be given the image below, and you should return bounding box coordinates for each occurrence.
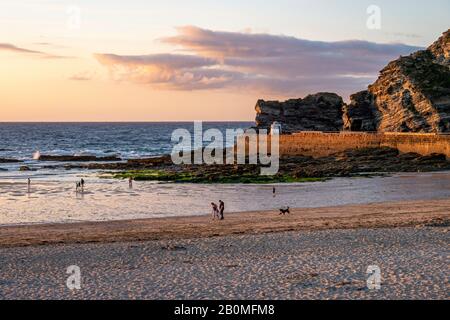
[279,207,290,215]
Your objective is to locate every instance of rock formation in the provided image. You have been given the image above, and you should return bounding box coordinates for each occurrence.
[255,29,450,133]
[255,93,344,133]
[344,29,450,132]
[0,158,22,163]
[38,155,121,162]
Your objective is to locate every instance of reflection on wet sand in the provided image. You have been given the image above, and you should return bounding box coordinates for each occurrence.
[1,171,450,226]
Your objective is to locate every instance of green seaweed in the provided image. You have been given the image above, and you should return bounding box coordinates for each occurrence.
[107,169,326,184]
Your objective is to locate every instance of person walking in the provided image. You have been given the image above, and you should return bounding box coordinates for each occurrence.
[218,200,225,220]
[80,178,85,191]
[211,202,219,220]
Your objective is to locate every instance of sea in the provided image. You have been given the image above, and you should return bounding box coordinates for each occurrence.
[1,122,450,226]
[0,122,253,179]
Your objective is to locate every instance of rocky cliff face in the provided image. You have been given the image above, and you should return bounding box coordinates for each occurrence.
[256,29,450,133]
[344,29,450,133]
[428,29,450,68]
[255,93,344,132]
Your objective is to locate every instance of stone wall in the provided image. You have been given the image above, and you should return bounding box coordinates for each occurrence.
[238,132,450,159]
[277,132,450,158]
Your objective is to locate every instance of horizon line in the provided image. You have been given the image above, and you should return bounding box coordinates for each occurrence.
[0,120,255,123]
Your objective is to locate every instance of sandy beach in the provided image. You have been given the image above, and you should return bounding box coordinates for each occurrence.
[0,199,449,299]
[0,226,448,300]
[0,198,449,248]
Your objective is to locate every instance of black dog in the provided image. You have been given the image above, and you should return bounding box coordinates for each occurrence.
[279,207,290,215]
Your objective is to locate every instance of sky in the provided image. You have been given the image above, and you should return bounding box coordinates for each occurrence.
[0,0,449,121]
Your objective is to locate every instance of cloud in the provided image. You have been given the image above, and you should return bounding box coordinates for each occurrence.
[0,43,43,54]
[95,53,232,89]
[68,71,95,81]
[0,42,70,59]
[95,26,423,96]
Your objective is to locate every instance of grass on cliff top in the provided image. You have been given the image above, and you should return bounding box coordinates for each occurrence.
[109,169,326,184]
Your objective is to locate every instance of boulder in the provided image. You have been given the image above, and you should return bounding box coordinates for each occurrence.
[19,166,34,171]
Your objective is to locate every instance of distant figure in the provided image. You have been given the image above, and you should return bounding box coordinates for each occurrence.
[218,200,225,220]
[27,178,31,192]
[129,177,133,188]
[279,207,290,215]
[273,187,276,197]
[76,181,80,192]
[80,178,85,191]
[211,202,219,220]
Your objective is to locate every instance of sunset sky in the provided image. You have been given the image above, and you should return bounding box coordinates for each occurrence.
[1,0,449,121]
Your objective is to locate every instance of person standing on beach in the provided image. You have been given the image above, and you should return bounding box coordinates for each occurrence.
[273,187,276,197]
[129,177,133,188]
[80,178,85,191]
[219,200,225,220]
[211,202,219,220]
[27,178,31,192]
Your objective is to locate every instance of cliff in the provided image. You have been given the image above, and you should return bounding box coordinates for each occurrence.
[255,93,344,132]
[344,29,450,133]
[255,29,450,133]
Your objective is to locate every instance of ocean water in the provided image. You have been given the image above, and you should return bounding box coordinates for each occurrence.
[0,122,253,180]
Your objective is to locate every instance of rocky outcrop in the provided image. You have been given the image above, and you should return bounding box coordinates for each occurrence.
[254,30,450,133]
[344,29,450,132]
[38,155,121,162]
[428,29,450,68]
[19,166,35,171]
[255,93,344,132]
[0,158,22,163]
[342,91,379,132]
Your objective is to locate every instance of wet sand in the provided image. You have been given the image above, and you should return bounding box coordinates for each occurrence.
[2,171,450,225]
[1,199,449,248]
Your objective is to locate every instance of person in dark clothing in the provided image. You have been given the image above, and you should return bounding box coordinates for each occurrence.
[218,200,225,220]
[80,178,85,190]
[211,202,219,220]
[129,177,133,188]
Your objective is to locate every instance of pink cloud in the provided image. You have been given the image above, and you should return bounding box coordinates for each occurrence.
[95,26,422,96]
